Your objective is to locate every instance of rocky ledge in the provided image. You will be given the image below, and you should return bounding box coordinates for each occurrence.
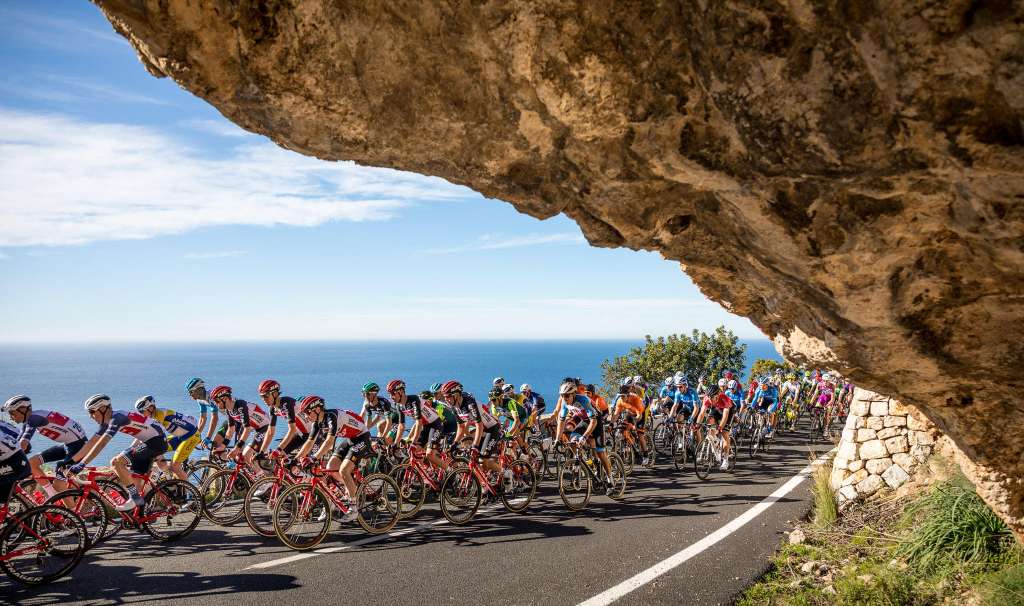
[90,1,1024,538]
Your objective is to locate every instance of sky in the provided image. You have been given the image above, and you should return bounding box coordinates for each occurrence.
[0,2,763,343]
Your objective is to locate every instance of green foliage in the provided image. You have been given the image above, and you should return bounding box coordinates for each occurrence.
[976,563,1024,606]
[811,461,838,528]
[832,562,916,605]
[749,358,797,380]
[600,327,747,395]
[898,476,1016,574]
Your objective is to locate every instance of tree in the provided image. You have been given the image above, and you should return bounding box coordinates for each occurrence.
[600,327,747,395]
[748,358,797,380]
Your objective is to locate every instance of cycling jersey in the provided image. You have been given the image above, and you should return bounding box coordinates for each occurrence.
[335,410,369,439]
[816,383,835,406]
[754,385,779,405]
[193,397,216,415]
[672,388,699,416]
[226,399,271,432]
[613,393,644,417]
[0,421,22,459]
[152,408,199,438]
[491,396,529,425]
[98,411,166,442]
[559,394,596,426]
[397,394,440,425]
[269,396,311,434]
[363,396,401,425]
[520,392,546,414]
[727,389,744,410]
[309,409,340,443]
[459,393,500,429]
[780,380,801,400]
[705,393,733,411]
[659,386,676,401]
[18,409,87,445]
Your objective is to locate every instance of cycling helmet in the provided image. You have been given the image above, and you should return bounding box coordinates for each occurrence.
[419,390,433,400]
[2,395,31,413]
[488,387,503,400]
[520,383,531,392]
[559,381,577,396]
[586,384,597,394]
[209,385,232,400]
[298,395,325,415]
[786,373,796,381]
[620,377,634,387]
[258,379,280,395]
[724,370,735,380]
[727,379,738,389]
[632,375,643,385]
[362,381,380,393]
[386,379,406,393]
[674,377,687,387]
[134,395,156,412]
[84,393,111,412]
[492,377,504,387]
[664,377,673,386]
[717,378,727,388]
[501,383,515,394]
[440,380,463,395]
[429,382,443,393]
[186,377,204,392]
[562,376,579,386]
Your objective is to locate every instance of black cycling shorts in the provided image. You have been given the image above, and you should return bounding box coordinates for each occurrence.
[0,451,30,503]
[479,425,502,458]
[281,434,308,454]
[333,433,373,463]
[121,436,169,475]
[416,421,444,449]
[708,407,730,425]
[39,438,86,466]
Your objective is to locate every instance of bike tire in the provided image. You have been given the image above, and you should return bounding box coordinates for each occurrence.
[557,459,591,512]
[672,431,688,471]
[389,463,427,520]
[439,465,481,525]
[244,476,283,537]
[273,483,332,551]
[45,488,108,548]
[694,437,715,481]
[141,479,202,541]
[0,504,88,585]
[607,452,627,500]
[499,460,536,513]
[201,468,251,526]
[355,473,401,535]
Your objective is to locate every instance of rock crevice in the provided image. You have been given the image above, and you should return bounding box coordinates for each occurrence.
[90,0,1024,538]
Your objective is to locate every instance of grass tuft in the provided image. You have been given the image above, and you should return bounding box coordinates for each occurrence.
[811,458,837,528]
[976,562,1024,606]
[897,475,1015,574]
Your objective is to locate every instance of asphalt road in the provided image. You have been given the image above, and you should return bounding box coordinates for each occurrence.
[3,432,831,606]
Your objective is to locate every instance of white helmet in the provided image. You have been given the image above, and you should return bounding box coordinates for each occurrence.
[134,395,156,413]
[674,371,684,379]
[664,377,673,386]
[621,377,634,387]
[727,379,737,389]
[84,393,111,412]
[632,375,643,385]
[559,381,577,396]
[501,383,515,394]
[492,377,504,386]
[717,378,727,388]
[2,395,31,413]
[520,383,531,392]
[674,377,687,387]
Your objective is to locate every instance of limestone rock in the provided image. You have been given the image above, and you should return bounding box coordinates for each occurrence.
[856,428,878,442]
[830,467,848,490]
[907,414,930,432]
[867,417,885,431]
[842,428,856,443]
[843,469,870,487]
[850,401,870,418]
[837,441,858,462]
[882,464,911,490]
[870,401,890,417]
[91,0,1024,539]
[877,426,902,440]
[860,440,888,460]
[800,561,816,574]
[893,453,915,470]
[884,416,908,428]
[854,417,867,430]
[889,401,910,416]
[916,431,936,445]
[856,474,885,496]
[789,528,807,545]
[848,459,864,473]
[866,457,893,475]
[838,484,859,505]
[885,436,910,455]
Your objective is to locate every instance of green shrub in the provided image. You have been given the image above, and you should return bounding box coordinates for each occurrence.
[976,563,1024,606]
[811,461,837,528]
[898,476,1015,574]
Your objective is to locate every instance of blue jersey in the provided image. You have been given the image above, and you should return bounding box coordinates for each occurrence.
[659,386,676,401]
[727,390,744,409]
[672,388,699,415]
[559,394,595,423]
[754,385,779,404]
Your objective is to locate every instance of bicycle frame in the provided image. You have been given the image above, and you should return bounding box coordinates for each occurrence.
[455,440,518,497]
[0,504,59,561]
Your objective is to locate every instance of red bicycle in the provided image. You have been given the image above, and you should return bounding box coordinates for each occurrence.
[46,466,201,543]
[439,438,537,525]
[200,451,265,526]
[242,451,307,537]
[16,471,125,546]
[272,463,401,550]
[389,443,461,519]
[0,499,88,584]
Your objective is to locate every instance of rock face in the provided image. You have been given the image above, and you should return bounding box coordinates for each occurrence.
[90,1,1024,537]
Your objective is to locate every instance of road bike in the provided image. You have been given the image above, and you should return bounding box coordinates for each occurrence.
[200,452,265,525]
[242,451,307,537]
[389,443,464,519]
[557,440,627,511]
[438,438,537,525]
[0,499,88,585]
[693,422,735,480]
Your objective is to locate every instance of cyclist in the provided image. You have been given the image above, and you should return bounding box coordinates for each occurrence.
[257,379,308,456]
[443,380,503,476]
[294,395,370,522]
[611,379,650,465]
[489,386,530,454]
[62,394,169,511]
[751,378,781,439]
[134,396,199,481]
[4,395,87,499]
[360,382,403,446]
[186,378,220,451]
[388,379,446,472]
[694,384,734,471]
[667,377,699,425]
[555,381,613,495]
[0,419,30,506]
[210,385,272,474]
[656,378,676,416]
[519,384,546,434]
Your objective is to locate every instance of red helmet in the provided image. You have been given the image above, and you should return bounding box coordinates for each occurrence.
[210,385,232,400]
[386,379,406,394]
[299,395,325,415]
[724,370,735,380]
[440,380,463,395]
[258,379,280,395]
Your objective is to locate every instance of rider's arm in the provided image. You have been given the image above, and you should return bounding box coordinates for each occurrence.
[582,418,597,439]
[313,431,335,460]
[205,409,219,441]
[260,417,277,453]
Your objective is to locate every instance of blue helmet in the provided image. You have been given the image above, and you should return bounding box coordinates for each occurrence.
[186,377,204,392]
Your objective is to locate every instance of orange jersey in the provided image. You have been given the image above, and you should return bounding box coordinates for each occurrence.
[590,394,609,414]
[614,394,644,416]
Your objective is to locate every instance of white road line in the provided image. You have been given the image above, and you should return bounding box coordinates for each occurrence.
[577,450,835,606]
[246,505,501,570]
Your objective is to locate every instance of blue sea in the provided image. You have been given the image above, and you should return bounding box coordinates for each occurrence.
[0,340,780,454]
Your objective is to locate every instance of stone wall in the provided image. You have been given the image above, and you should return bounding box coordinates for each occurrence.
[831,388,940,507]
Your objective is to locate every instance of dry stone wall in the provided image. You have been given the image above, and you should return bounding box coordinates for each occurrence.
[831,387,939,506]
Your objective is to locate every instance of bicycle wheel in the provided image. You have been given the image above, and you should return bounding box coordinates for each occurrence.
[186,460,221,488]
[641,433,656,468]
[389,463,427,519]
[607,452,627,500]
[439,465,481,525]
[557,459,591,512]
[201,468,251,525]
[807,412,819,442]
[244,476,284,537]
[46,489,108,548]
[499,460,536,513]
[672,431,689,470]
[141,479,202,541]
[273,483,331,551]
[527,445,547,481]
[0,504,88,585]
[652,424,672,457]
[552,444,570,477]
[355,473,400,535]
[693,437,715,481]
[746,421,760,459]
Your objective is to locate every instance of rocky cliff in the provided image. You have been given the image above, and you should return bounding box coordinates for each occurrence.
[90,0,1024,537]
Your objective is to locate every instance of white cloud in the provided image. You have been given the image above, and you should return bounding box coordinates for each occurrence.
[183,250,247,260]
[182,119,254,139]
[426,232,584,254]
[37,75,171,106]
[0,109,475,246]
